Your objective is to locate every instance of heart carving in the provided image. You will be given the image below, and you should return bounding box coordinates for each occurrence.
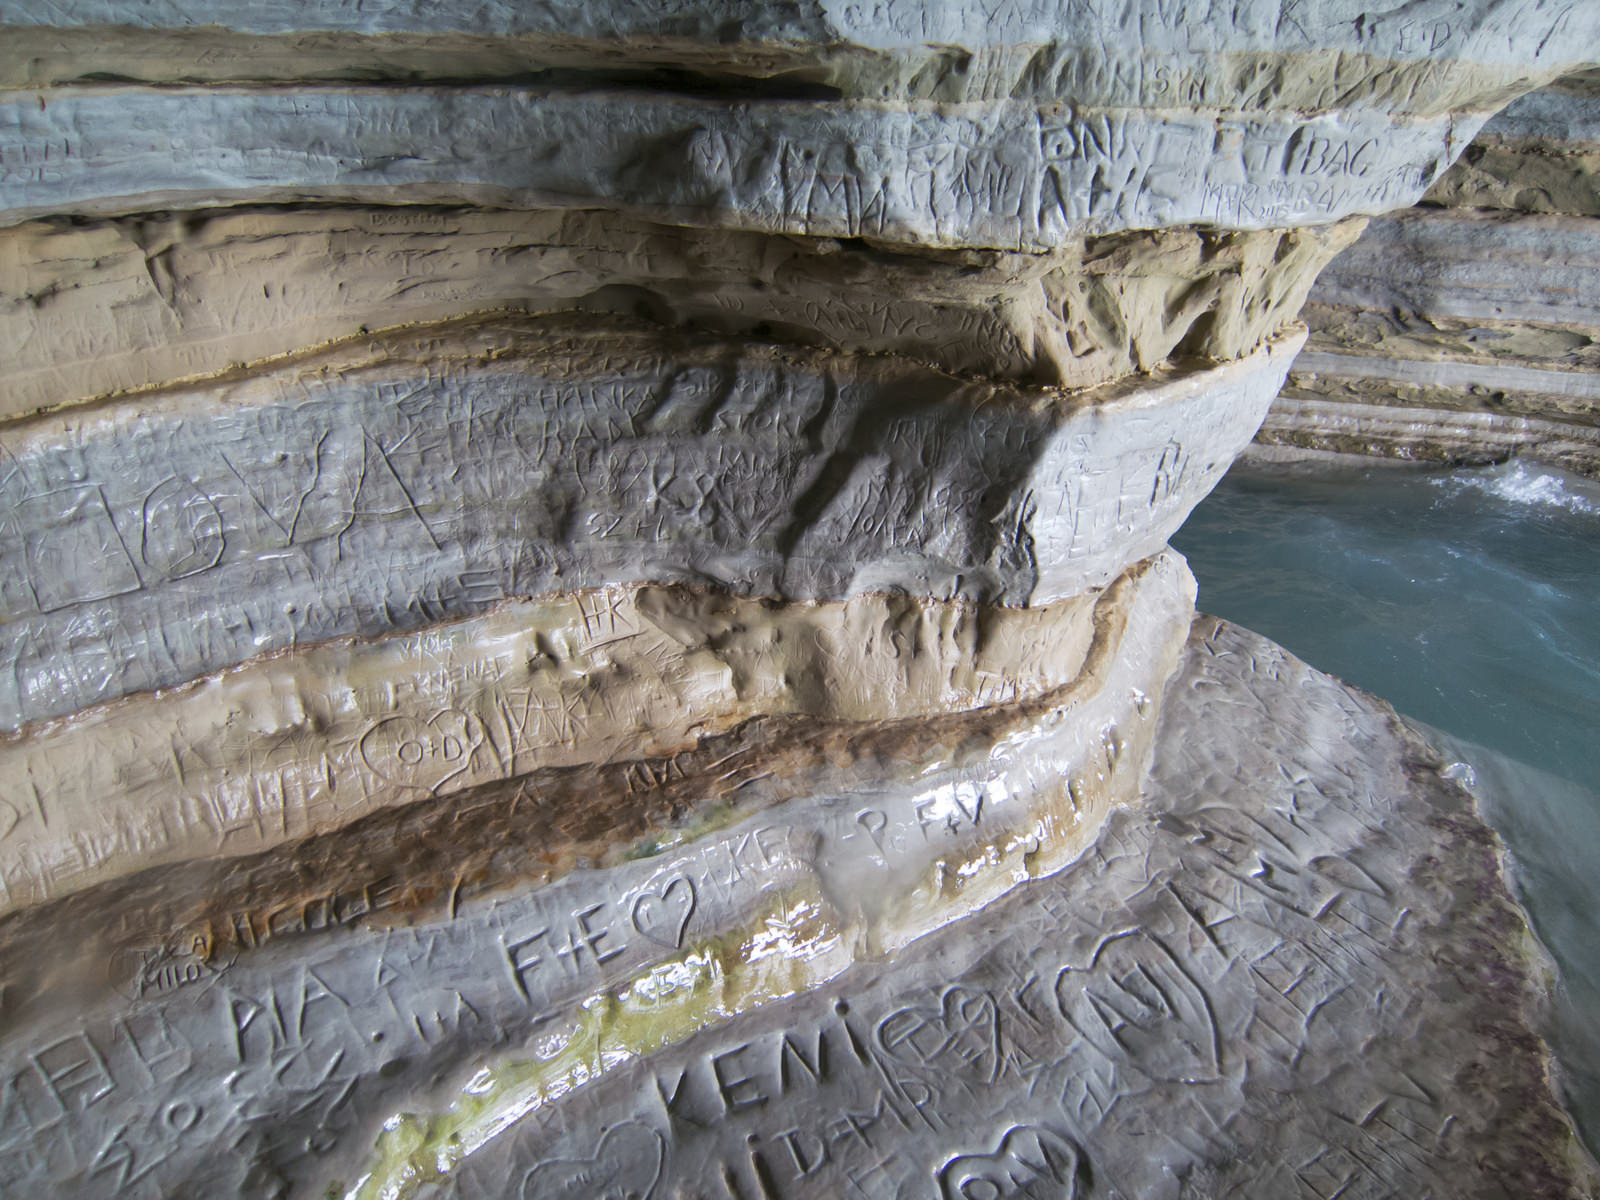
[358,708,483,794]
[876,986,1001,1083]
[1055,929,1220,1083]
[939,1126,1084,1200]
[630,875,696,949]
[522,1122,664,1200]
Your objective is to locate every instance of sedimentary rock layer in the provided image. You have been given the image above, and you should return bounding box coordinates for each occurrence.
[0,208,1358,415]
[1269,71,1600,472]
[0,317,1302,727]
[1300,208,1600,369]
[2,0,1593,1190]
[0,86,1484,245]
[0,550,1188,913]
[0,552,1191,1007]
[0,552,1196,1195]
[0,617,1589,1198]
[1,0,1592,114]
[1426,70,1600,214]
[1255,394,1600,473]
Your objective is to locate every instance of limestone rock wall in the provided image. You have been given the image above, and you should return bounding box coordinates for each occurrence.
[0,3,1595,1197]
[0,209,1355,411]
[1261,69,1600,473]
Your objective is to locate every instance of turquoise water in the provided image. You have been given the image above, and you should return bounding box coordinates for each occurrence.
[1172,457,1600,1156]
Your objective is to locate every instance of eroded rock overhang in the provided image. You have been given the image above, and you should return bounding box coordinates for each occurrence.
[1262,69,1600,473]
[0,2,1596,1195]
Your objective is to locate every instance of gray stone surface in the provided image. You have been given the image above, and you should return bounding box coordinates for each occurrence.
[1472,83,1600,144]
[0,572,1134,913]
[0,318,1300,729]
[417,619,1591,1200]
[0,616,1589,1198]
[1423,77,1600,215]
[1304,209,1600,330]
[1265,74,1600,468]
[1,0,1591,73]
[1292,352,1600,400]
[1421,725,1600,1156]
[0,86,1484,245]
[0,550,1194,1198]
[1256,394,1600,473]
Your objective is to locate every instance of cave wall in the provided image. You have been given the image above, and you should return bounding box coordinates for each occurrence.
[0,3,1596,1196]
[1263,68,1600,474]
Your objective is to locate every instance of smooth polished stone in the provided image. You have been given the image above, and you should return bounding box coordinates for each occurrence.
[0,614,1588,1197]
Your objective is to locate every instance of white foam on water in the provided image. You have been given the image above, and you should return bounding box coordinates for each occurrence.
[1434,460,1600,516]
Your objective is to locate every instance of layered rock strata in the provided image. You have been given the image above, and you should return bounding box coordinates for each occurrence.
[0,209,1355,414]
[0,2,1595,1195]
[1427,69,1600,215]
[1263,70,1600,473]
[0,317,1301,727]
[0,0,1588,107]
[0,550,1188,916]
[0,619,1592,1198]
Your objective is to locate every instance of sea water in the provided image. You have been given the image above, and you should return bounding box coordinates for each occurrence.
[1172,456,1600,1156]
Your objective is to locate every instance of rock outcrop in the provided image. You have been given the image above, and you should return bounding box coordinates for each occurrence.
[1262,69,1600,474]
[0,3,1595,1196]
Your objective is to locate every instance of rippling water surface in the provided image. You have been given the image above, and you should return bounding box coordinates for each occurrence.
[1173,456,1600,1155]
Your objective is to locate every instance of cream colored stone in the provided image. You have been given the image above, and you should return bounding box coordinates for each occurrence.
[0,570,1138,912]
[0,550,1195,1072]
[0,207,1356,415]
[1256,392,1600,475]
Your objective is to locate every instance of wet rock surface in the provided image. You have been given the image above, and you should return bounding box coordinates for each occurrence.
[0,1,1594,1193]
[0,618,1591,1198]
[419,618,1594,1200]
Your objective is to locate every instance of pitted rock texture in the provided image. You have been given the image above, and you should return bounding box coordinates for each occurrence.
[0,317,1300,727]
